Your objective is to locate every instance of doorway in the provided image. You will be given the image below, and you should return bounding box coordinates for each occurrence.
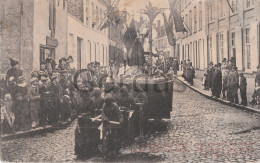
[77,37,83,69]
[40,45,55,67]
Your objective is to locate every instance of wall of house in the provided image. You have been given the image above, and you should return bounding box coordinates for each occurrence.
[68,14,110,69]
[1,0,22,75]
[33,0,68,71]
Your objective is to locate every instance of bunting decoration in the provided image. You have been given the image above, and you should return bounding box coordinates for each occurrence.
[168,0,187,32]
[122,19,137,50]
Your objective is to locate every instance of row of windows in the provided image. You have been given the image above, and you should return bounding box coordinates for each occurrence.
[181,0,254,13]
[182,39,202,69]
[209,0,254,21]
[182,1,202,38]
[85,0,106,32]
[208,28,251,69]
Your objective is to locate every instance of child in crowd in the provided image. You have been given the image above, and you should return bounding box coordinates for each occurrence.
[1,94,15,134]
[27,77,41,128]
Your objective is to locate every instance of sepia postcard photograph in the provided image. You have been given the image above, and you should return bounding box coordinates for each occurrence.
[0,0,260,162]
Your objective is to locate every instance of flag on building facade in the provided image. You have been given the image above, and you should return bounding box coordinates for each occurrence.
[168,0,187,32]
[122,19,137,50]
[99,0,121,30]
[163,13,176,46]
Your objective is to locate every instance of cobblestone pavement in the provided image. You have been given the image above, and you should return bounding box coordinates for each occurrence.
[1,79,260,162]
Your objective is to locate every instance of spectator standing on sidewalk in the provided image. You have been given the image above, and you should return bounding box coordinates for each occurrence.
[49,73,62,125]
[211,64,222,98]
[14,76,31,130]
[27,77,41,128]
[221,58,229,99]
[227,66,239,104]
[172,57,179,75]
[250,65,260,105]
[39,76,50,126]
[186,62,194,86]
[239,72,247,106]
[182,60,187,80]
[207,62,214,90]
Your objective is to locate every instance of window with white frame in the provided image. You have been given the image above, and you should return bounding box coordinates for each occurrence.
[185,14,188,37]
[189,10,192,35]
[246,0,254,8]
[199,1,202,30]
[91,3,95,27]
[96,6,99,29]
[194,6,197,33]
[230,0,238,13]
[219,0,224,17]
[209,4,214,21]
[231,32,235,46]
[219,33,224,61]
[209,36,213,62]
[245,28,251,69]
[100,9,103,30]
[182,16,185,38]
[86,0,89,26]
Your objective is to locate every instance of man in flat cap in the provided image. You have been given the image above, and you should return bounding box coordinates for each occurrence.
[6,58,23,82]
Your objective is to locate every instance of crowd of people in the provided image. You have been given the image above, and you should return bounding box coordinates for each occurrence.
[179,57,260,107]
[0,56,80,134]
[203,58,249,105]
[0,56,150,135]
[181,59,195,86]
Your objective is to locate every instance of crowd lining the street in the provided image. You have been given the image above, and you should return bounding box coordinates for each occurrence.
[2,53,260,135]
[179,57,260,107]
[0,56,150,135]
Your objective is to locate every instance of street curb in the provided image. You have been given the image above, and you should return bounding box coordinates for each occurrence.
[173,76,260,114]
[1,120,74,141]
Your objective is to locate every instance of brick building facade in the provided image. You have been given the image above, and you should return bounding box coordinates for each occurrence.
[1,0,68,79]
[173,0,260,73]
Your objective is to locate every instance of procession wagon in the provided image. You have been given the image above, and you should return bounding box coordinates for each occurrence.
[73,68,173,156]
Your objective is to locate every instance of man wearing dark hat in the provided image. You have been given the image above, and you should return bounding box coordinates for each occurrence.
[227,66,239,104]
[211,64,222,98]
[58,58,67,71]
[239,72,247,106]
[172,57,179,75]
[6,58,23,82]
[39,76,50,126]
[186,62,195,86]
[65,56,74,70]
[48,73,62,125]
[59,70,70,91]
[207,62,214,90]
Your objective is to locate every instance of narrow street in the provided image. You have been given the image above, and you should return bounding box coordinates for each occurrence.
[2,79,260,162]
